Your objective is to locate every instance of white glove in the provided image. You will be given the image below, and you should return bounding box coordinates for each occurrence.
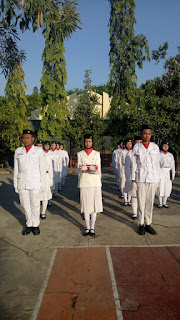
[89,165,96,172]
[82,165,87,171]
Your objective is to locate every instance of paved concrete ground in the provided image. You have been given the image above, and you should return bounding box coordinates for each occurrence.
[0,170,180,319]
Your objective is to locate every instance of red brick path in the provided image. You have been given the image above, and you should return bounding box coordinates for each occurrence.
[37,247,180,320]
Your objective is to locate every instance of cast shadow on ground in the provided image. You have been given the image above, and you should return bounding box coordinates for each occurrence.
[0,178,25,227]
[102,199,137,232]
[60,174,80,205]
[47,197,85,235]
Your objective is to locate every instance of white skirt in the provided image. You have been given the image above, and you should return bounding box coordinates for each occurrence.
[80,187,103,214]
[158,167,172,197]
[40,187,52,201]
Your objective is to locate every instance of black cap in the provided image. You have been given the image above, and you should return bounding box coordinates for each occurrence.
[51,141,56,144]
[84,134,93,140]
[125,138,132,143]
[36,140,43,144]
[23,129,34,136]
[161,140,169,146]
[44,141,50,146]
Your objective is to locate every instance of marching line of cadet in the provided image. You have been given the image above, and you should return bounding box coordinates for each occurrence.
[13,125,175,237]
[112,124,175,235]
[14,130,69,235]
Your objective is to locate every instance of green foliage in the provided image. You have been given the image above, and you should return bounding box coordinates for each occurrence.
[71,70,106,151]
[26,86,42,116]
[0,21,26,77]
[38,1,80,141]
[92,83,111,96]
[108,0,150,145]
[0,64,29,151]
[152,42,168,64]
[66,88,84,96]
[109,0,150,101]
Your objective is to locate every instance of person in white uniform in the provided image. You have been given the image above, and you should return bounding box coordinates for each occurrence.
[112,142,121,188]
[131,136,142,219]
[77,134,103,237]
[36,140,43,148]
[123,139,133,206]
[50,141,59,197]
[14,130,46,235]
[36,141,53,219]
[132,125,160,235]
[117,141,124,193]
[118,140,130,199]
[157,141,175,208]
[60,143,69,187]
[55,142,63,191]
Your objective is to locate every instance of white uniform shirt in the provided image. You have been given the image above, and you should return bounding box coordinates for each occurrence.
[160,151,175,179]
[14,145,46,191]
[77,150,102,188]
[125,149,133,183]
[116,149,123,175]
[61,150,69,177]
[50,150,59,174]
[132,142,160,183]
[119,149,128,175]
[44,151,53,187]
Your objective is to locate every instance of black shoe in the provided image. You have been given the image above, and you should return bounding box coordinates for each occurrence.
[32,227,40,235]
[145,225,157,235]
[138,225,145,235]
[132,215,137,220]
[124,202,128,206]
[40,214,46,220]
[83,229,90,236]
[128,202,131,206]
[22,227,32,235]
[90,229,95,237]
[163,204,168,208]
[158,204,163,208]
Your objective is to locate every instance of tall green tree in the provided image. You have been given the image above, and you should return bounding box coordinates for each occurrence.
[0,62,29,152]
[72,69,105,151]
[108,0,150,140]
[38,0,81,141]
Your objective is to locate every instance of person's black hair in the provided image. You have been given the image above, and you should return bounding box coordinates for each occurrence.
[140,124,152,132]
[134,136,142,141]
[84,133,93,141]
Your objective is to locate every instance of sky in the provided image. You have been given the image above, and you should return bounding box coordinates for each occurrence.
[0,0,180,96]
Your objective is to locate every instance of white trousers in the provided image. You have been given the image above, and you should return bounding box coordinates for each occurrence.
[19,189,40,227]
[137,182,157,226]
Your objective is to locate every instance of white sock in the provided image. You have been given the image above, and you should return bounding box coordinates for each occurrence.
[159,196,163,205]
[163,196,167,205]
[84,213,90,230]
[42,200,48,216]
[128,194,132,203]
[131,197,137,216]
[90,212,97,230]
[124,193,128,203]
